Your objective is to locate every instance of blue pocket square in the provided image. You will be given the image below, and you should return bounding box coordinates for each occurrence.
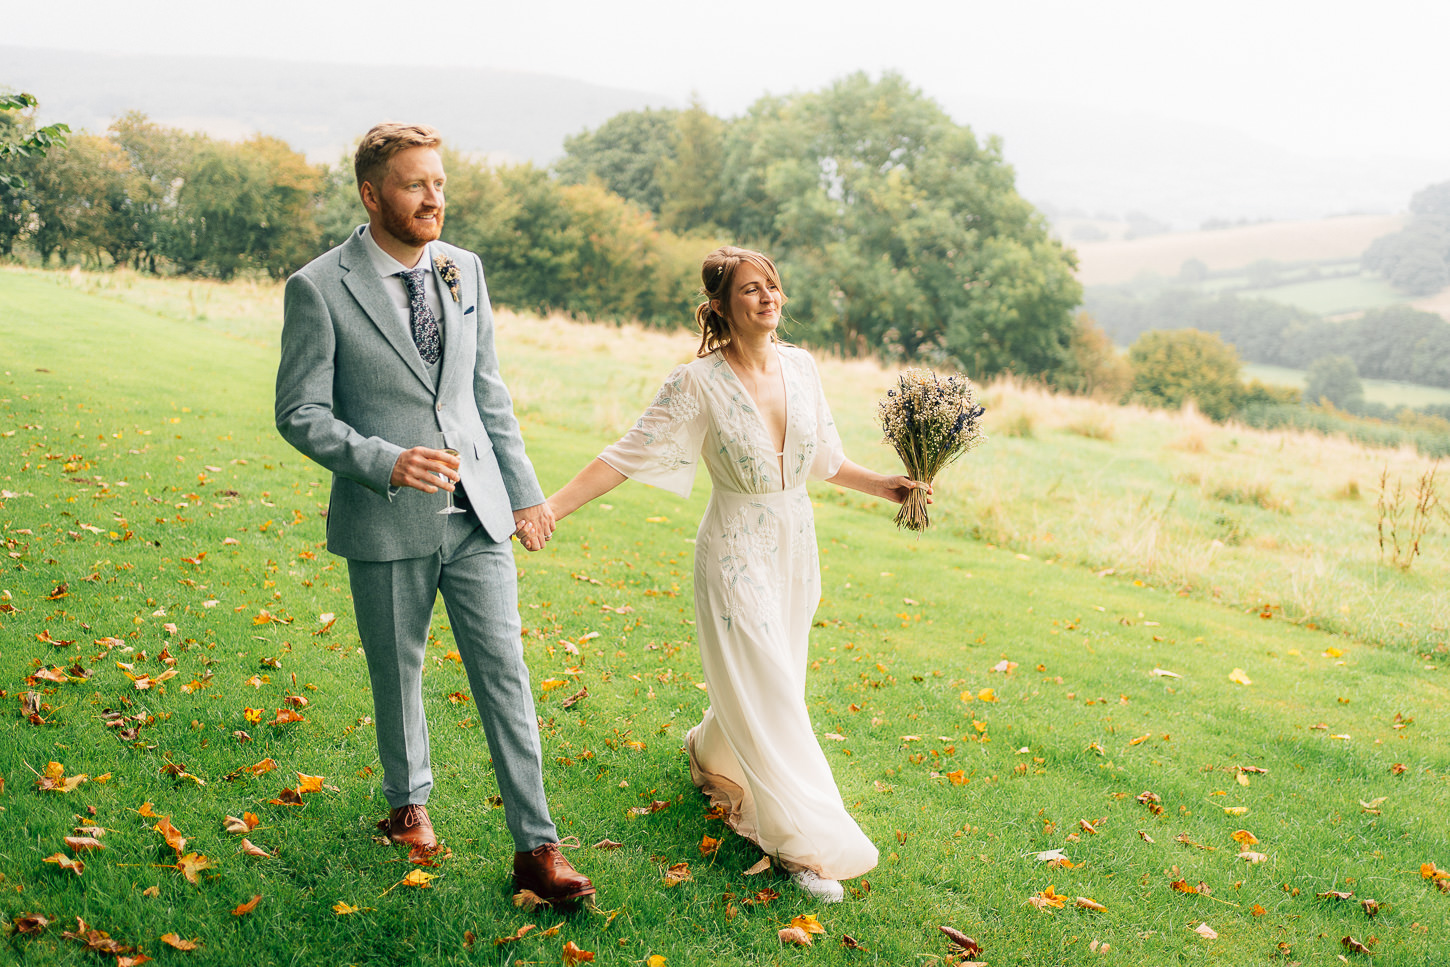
[464,305,475,315]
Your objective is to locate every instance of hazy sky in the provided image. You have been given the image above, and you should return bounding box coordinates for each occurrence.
[4,0,1448,163]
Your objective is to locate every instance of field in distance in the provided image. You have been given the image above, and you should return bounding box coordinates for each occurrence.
[1071,213,1407,286]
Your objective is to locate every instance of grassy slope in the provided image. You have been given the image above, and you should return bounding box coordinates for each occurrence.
[3,271,1450,965]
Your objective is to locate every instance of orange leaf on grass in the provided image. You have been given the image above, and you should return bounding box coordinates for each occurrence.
[64,836,105,852]
[295,772,325,794]
[239,839,275,858]
[154,817,187,855]
[232,895,262,915]
[562,940,596,964]
[699,835,721,856]
[269,788,305,806]
[662,862,692,886]
[1027,885,1067,909]
[272,708,306,725]
[223,812,261,834]
[494,924,536,946]
[160,933,201,950]
[44,853,84,875]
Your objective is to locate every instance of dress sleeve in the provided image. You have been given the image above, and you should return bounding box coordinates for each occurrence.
[599,364,708,498]
[807,353,847,481]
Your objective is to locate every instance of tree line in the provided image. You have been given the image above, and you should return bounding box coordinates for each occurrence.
[0,75,1082,382]
[1086,287,1450,391]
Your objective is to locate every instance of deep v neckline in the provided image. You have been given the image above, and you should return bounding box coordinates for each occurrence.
[719,349,790,486]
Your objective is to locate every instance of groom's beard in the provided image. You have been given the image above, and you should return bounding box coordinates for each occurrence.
[381,199,445,247]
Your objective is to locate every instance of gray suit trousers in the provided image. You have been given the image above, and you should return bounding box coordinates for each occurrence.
[347,511,557,851]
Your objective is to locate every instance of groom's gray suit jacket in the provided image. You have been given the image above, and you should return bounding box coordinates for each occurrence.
[275,227,543,560]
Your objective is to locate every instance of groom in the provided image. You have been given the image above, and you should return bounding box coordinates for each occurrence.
[275,122,592,902]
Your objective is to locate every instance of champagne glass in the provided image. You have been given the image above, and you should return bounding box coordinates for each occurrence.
[438,448,466,515]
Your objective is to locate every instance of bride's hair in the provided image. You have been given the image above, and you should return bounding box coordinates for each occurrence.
[694,246,789,358]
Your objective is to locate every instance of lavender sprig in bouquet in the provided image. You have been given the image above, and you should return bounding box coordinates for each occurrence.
[878,368,986,531]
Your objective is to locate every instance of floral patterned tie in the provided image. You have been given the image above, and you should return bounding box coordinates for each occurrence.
[400,267,441,365]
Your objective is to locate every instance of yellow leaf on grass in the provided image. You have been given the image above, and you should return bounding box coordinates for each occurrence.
[540,679,567,691]
[648,956,668,967]
[1232,829,1259,846]
[295,772,325,794]
[160,933,200,950]
[175,852,213,885]
[401,869,438,888]
[1228,669,1252,686]
[333,901,358,915]
[977,688,997,702]
[790,913,827,935]
[1224,806,1249,816]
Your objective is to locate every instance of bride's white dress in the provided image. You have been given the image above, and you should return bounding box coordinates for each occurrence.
[599,346,879,880]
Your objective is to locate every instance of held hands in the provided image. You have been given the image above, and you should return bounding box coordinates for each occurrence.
[513,500,557,552]
[881,476,932,506]
[391,447,460,493]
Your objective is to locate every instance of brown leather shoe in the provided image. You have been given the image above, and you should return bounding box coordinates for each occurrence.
[378,804,437,849]
[513,843,595,902]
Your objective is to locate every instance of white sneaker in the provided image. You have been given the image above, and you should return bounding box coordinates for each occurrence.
[790,869,845,903]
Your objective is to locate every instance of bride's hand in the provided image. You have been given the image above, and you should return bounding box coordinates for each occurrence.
[882,476,932,505]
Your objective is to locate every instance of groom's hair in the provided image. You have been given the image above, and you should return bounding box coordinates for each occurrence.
[354,123,443,193]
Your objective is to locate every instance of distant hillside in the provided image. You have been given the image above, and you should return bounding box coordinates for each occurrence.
[0,46,672,164]
[1072,214,1408,286]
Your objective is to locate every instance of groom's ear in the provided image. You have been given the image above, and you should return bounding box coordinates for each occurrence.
[359,180,381,216]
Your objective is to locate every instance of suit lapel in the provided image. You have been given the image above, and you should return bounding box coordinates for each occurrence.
[339,231,432,390]
[432,248,466,401]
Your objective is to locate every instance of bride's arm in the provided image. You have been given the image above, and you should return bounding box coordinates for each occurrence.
[825,459,931,506]
[547,458,628,521]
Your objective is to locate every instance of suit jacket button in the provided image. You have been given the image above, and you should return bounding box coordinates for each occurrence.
[435,403,443,411]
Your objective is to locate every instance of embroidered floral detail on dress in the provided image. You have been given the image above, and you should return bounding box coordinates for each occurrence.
[717,502,782,630]
[635,370,702,472]
[707,357,778,491]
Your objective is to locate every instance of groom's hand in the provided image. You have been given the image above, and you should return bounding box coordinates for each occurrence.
[391,447,459,493]
[514,501,556,552]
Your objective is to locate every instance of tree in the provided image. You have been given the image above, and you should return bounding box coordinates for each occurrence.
[657,97,725,234]
[1363,179,1450,297]
[0,92,69,190]
[1304,355,1364,412]
[1050,311,1132,400]
[108,113,200,272]
[1128,329,1242,421]
[714,72,1081,378]
[555,108,680,215]
[173,136,321,278]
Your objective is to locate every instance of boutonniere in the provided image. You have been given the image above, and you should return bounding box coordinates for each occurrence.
[433,254,461,303]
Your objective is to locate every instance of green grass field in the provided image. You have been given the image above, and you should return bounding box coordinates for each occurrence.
[1223,274,1406,316]
[1242,362,1450,409]
[4,268,1450,966]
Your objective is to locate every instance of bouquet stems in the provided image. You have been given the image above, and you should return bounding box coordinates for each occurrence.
[894,479,932,532]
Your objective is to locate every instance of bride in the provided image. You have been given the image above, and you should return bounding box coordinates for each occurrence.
[543,245,928,902]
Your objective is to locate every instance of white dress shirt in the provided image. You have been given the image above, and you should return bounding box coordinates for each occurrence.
[359,224,446,329]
